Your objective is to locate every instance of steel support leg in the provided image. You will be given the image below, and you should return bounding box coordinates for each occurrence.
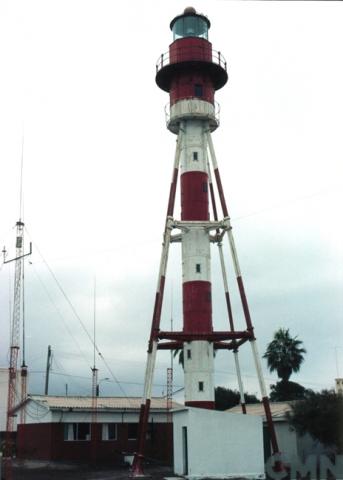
[218,241,247,413]
[132,133,182,476]
[208,158,247,414]
[206,131,280,454]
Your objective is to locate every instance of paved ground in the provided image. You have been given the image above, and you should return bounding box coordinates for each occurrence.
[6,460,177,480]
[3,460,255,480]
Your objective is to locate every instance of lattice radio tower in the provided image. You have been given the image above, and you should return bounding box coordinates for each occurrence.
[2,138,32,480]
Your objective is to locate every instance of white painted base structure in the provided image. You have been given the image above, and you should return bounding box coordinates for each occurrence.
[183,341,214,404]
[0,367,20,433]
[173,407,265,479]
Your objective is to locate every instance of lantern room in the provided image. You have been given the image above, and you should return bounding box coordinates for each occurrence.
[155,8,228,96]
[170,7,210,40]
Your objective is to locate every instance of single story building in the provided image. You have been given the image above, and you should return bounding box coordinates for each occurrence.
[173,406,265,478]
[13,395,181,465]
[228,402,331,466]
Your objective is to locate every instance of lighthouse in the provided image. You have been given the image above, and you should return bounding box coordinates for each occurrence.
[157,7,228,409]
[132,8,280,475]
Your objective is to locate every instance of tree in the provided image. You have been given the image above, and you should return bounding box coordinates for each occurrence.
[215,386,260,411]
[269,380,311,402]
[263,328,306,382]
[287,389,343,452]
[173,348,184,368]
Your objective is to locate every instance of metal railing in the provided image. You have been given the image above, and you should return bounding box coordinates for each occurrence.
[156,47,227,74]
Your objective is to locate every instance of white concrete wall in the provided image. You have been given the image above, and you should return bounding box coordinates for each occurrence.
[296,430,333,459]
[173,407,265,479]
[274,422,298,467]
[21,400,52,424]
[0,367,21,432]
[0,368,8,431]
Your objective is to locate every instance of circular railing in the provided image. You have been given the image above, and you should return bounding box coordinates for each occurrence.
[156,47,227,74]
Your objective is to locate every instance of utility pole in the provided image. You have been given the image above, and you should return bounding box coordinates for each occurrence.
[44,345,52,395]
[91,276,98,464]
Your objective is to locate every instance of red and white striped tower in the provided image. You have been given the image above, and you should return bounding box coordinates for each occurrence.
[132,8,281,475]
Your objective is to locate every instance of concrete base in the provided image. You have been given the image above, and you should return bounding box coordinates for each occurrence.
[173,408,265,479]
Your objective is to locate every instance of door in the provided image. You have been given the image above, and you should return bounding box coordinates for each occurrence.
[182,426,188,475]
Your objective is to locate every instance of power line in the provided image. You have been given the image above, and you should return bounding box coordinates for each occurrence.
[29,262,91,369]
[232,185,342,222]
[24,229,132,401]
[29,370,182,389]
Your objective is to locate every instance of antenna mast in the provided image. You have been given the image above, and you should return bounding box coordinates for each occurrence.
[3,134,32,480]
[19,134,29,425]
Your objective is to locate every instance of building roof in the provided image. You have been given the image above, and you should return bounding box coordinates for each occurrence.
[25,395,182,412]
[227,402,292,421]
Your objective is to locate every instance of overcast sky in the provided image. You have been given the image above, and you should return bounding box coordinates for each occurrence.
[0,0,342,402]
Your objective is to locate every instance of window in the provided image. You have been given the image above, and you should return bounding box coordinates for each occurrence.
[102,423,117,441]
[196,263,201,273]
[128,423,139,440]
[194,84,203,98]
[199,381,204,392]
[64,423,90,441]
[172,16,209,40]
[187,349,192,359]
[193,151,198,161]
[202,182,208,193]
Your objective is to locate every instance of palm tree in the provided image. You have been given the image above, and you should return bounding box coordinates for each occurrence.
[173,348,184,368]
[263,328,306,382]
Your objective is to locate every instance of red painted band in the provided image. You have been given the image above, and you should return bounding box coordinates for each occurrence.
[149,292,160,350]
[169,37,212,64]
[214,341,237,350]
[262,396,279,455]
[234,337,250,349]
[148,276,166,349]
[133,399,151,476]
[167,168,179,217]
[225,291,235,332]
[170,73,215,105]
[185,400,215,410]
[157,341,183,350]
[209,181,219,222]
[213,168,229,218]
[181,171,209,221]
[158,331,252,341]
[183,281,212,334]
[155,276,166,330]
